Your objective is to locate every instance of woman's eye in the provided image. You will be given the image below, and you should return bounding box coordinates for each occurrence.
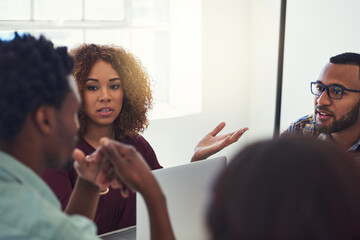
[110,84,121,90]
[86,85,98,91]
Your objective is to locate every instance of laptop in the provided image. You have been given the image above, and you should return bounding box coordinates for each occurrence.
[137,156,226,240]
[99,226,136,240]
[99,156,227,240]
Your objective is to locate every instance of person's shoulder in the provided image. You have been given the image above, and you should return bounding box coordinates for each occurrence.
[292,114,314,126]
[123,134,151,147]
[0,181,98,239]
[122,134,162,169]
[0,182,57,238]
[281,114,318,137]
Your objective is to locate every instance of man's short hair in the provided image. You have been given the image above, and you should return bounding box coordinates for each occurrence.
[330,52,360,66]
[330,52,360,80]
[0,33,74,141]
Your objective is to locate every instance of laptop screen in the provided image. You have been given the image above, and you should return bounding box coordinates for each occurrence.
[136,156,227,240]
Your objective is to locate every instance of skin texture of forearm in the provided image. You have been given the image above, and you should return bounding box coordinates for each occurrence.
[64,177,100,220]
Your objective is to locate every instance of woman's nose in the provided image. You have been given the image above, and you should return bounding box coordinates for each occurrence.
[99,89,111,102]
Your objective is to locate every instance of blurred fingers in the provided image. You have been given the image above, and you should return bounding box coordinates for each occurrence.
[228,127,249,143]
[99,138,125,170]
[209,122,226,137]
[72,148,86,162]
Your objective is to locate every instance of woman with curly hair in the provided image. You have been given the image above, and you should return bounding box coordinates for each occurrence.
[74,44,153,143]
[43,43,248,234]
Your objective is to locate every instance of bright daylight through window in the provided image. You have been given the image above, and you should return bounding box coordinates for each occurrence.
[0,0,202,119]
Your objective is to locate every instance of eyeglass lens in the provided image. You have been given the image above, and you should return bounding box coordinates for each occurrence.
[311,82,343,99]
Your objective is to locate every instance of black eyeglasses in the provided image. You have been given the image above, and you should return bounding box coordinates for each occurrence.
[310,81,360,100]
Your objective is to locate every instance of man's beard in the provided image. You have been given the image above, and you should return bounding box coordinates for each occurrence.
[315,100,360,134]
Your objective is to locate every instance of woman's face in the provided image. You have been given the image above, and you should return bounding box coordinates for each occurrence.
[83,59,124,128]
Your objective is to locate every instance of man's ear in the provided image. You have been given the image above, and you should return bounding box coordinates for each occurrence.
[33,106,57,135]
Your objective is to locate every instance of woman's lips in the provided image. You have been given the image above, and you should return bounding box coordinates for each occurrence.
[97,108,113,117]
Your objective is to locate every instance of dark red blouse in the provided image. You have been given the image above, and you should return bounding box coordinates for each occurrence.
[42,135,162,234]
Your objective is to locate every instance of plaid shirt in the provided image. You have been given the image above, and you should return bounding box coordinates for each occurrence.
[282,114,320,138]
[282,114,360,155]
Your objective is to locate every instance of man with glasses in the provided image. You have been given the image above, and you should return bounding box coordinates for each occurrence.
[283,52,360,156]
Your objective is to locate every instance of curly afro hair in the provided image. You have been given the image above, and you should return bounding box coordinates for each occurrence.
[0,33,74,141]
[70,43,153,139]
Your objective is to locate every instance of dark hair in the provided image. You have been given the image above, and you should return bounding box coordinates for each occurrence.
[330,52,360,66]
[70,43,152,139]
[330,52,360,80]
[0,33,74,141]
[207,136,360,240]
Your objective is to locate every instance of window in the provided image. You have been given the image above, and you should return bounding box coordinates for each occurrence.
[0,0,202,119]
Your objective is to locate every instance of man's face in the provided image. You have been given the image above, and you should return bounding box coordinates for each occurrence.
[314,63,360,134]
[47,76,81,169]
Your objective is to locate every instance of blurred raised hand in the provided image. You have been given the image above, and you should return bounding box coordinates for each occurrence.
[73,148,114,191]
[191,122,248,162]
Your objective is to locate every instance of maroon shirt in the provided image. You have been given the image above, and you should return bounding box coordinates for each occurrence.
[42,135,162,234]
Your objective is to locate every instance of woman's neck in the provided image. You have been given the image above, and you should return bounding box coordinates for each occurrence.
[83,124,115,149]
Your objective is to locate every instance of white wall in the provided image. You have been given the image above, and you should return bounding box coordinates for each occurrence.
[143,0,360,167]
[143,0,251,167]
[246,0,280,140]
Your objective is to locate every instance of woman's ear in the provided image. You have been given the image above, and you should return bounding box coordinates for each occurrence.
[33,106,56,135]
